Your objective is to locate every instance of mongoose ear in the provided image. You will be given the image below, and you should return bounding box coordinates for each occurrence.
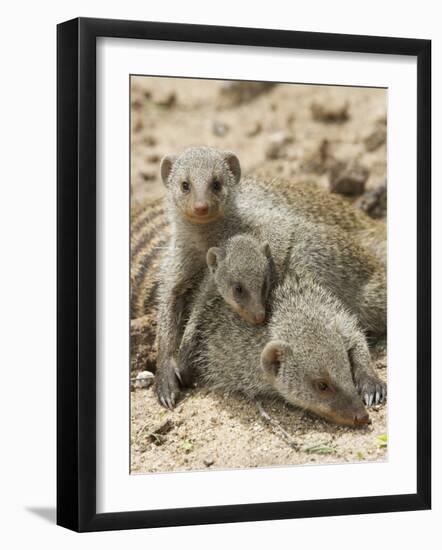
[206,247,225,275]
[261,241,272,260]
[261,340,288,379]
[223,151,241,185]
[160,154,177,186]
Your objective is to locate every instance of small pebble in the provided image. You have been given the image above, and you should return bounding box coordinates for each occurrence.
[265,131,293,160]
[364,126,387,152]
[153,91,176,108]
[212,121,229,137]
[329,161,369,196]
[134,370,155,389]
[146,153,160,163]
[143,135,157,147]
[245,121,262,137]
[311,100,349,123]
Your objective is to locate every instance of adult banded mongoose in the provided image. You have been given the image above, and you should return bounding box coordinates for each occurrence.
[149,146,386,408]
[179,272,386,426]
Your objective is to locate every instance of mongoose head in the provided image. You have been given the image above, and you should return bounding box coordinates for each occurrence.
[261,281,370,427]
[207,235,272,325]
[160,147,241,224]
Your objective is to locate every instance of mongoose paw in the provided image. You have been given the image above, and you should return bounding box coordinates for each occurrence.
[155,358,181,409]
[355,374,387,407]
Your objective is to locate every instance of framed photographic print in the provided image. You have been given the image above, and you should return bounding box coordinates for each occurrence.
[57,17,431,532]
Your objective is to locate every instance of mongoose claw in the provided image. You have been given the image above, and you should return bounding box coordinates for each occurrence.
[174,368,183,384]
[155,358,181,409]
[356,374,387,407]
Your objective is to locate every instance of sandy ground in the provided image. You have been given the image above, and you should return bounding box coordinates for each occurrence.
[130,76,387,474]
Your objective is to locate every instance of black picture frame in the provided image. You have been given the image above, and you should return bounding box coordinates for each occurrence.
[57,17,431,532]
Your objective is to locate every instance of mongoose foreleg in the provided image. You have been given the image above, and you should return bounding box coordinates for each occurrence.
[348,334,386,406]
[155,256,202,408]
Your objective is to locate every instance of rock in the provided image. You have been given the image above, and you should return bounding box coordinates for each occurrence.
[212,121,229,137]
[329,161,369,195]
[143,135,157,147]
[203,458,215,467]
[265,131,293,160]
[364,126,387,152]
[153,91,176,108]
[133,119,143,133]
[146,153,160,163]
[217,81,276,108]
[131,99,142,111]
[132,370,155,390]
[356,183,387,218]
[146,420,176,446]
[151,419,174,435]
[245,121,262,137]
[302,139,335,174]
[140,171,156,182]
[311,100,349,123]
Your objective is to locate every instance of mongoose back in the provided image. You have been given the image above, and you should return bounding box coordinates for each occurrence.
[180,273,386,426]
[141,146,386,408]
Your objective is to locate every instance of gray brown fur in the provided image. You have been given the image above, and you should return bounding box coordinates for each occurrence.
[180,273,386,426]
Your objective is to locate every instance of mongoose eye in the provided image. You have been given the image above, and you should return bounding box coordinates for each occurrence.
[233,283,244,297]
[212,179,222,192]
[181,181,191,193]
[314,379,334,394]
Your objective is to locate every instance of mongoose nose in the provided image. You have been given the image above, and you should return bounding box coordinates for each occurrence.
[254,312,266,324]
[193,202,209,216]
[354,412,370,426]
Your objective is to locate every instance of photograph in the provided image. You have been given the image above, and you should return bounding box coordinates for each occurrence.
[129,76,388,474]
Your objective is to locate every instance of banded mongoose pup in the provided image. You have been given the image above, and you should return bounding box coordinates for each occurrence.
[206,235,274,325]
[155,147,246,409]
[179,271,386,426]
[153,146,386,408]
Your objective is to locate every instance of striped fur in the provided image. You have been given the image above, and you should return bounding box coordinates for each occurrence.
[131,198,171,319]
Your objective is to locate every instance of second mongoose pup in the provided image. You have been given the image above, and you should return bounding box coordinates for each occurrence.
[180,272,386,426]
[206,235,273,325]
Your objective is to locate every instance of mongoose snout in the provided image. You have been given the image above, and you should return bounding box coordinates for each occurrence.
[253,311,266,325]
[354,412,370,426]
[193,201,209,216]
[231,302,266,325]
